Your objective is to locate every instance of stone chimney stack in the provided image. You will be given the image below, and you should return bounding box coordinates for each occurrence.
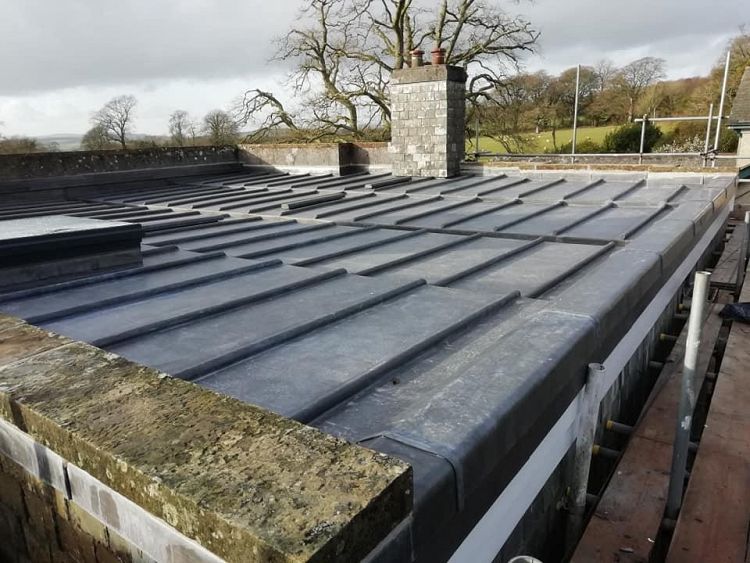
[389,51,466,178]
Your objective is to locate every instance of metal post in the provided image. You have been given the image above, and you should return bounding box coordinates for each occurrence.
[566,363,607,548]
[665,271,711,520]
[572,64,581,164]
[736,216,748,300]
[638,114,648,165]
[712,50,731,167]
[703,103,714,168]
[736,212,750,299]
[475,109,480,159]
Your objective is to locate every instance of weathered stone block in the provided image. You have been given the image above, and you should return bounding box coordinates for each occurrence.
[23,486,57,539]
[0,500,27,561]
[55,513,99,563]
[0,316,412,563]
[68,502,109,546]
[0,467,25,514]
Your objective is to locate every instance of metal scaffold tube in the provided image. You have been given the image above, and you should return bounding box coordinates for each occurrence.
[665,271,711,520]
[712,50,731,167]
[703,103,714,167]
[566,363,607,545]
[735,214,749,300]
[571,64,581,163]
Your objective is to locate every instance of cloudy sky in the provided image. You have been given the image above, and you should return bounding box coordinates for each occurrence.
[0,0,745,137]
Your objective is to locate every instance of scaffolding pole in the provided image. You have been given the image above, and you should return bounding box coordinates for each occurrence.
[571,64,581,163]
[703,103,714,167]
[712,50,731,167]
[665,271,711,520]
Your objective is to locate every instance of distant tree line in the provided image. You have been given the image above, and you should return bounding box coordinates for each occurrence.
[0,121,60,154]
[473,31,749,153]
[80,98,240,150]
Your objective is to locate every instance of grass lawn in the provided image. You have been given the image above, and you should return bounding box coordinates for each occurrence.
[468,125,617,154]
[469,123,679,154]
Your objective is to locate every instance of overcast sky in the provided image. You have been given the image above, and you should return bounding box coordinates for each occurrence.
[0,0,745,137]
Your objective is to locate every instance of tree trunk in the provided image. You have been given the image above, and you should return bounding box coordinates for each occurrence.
[551,125,557,152]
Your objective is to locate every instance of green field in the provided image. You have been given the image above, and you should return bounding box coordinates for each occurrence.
[469,122,680,154]
[468,125,618,154]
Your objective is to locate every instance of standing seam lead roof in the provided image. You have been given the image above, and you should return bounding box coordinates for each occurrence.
[0,167,734,562]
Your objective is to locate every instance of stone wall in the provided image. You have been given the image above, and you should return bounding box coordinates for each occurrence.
[238,142,389,175]
[389,65,466,178]
[340,142,391,173]
[0,146,238,182]
[0,451,146,563]
[0,315,412,563]
[477,154,738,167]
[467,160,739,176]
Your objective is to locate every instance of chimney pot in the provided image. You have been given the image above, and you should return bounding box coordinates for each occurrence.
[410,49,424,67]
[431,47,446,65]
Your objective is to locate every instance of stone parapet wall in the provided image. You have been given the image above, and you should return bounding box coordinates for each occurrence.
[0,146,238,182]
[238,142,389,175]
[477,154,739,168]
[389,65,466,178]
[0,315,411,562]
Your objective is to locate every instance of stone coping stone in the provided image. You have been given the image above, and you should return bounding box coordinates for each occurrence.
[0,315,412,562]
[391,64,467,84]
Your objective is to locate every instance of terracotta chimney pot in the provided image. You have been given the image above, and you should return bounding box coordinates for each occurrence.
[431,47,446,65]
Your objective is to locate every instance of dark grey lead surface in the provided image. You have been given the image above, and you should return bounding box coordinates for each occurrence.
[0,167,733,562]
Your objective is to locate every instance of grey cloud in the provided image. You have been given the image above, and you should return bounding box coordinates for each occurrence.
[0,0,746,137]
[0,0,298,95]
[519,0,746,75]
[2,0,745,97]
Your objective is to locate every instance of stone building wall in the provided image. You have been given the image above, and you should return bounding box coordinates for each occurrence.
[0,453,146,563]
[389,65,466,178]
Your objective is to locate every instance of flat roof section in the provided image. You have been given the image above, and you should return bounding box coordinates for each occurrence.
[0,167,735,562]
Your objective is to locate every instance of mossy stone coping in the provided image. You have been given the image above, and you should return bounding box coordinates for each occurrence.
[0,314,412,562]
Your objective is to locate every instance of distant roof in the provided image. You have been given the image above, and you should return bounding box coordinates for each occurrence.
[0,167,734,561]
[729,66,750,128]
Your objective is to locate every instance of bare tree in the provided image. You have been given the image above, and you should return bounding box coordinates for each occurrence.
[202,110,239,145]
[614,57,666,121]
[235,90,301,142]
[169,110,194,146]
[81,124,116,150]
[235,0,538,140]
[593,59,616,93]
[91,95,137,149]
